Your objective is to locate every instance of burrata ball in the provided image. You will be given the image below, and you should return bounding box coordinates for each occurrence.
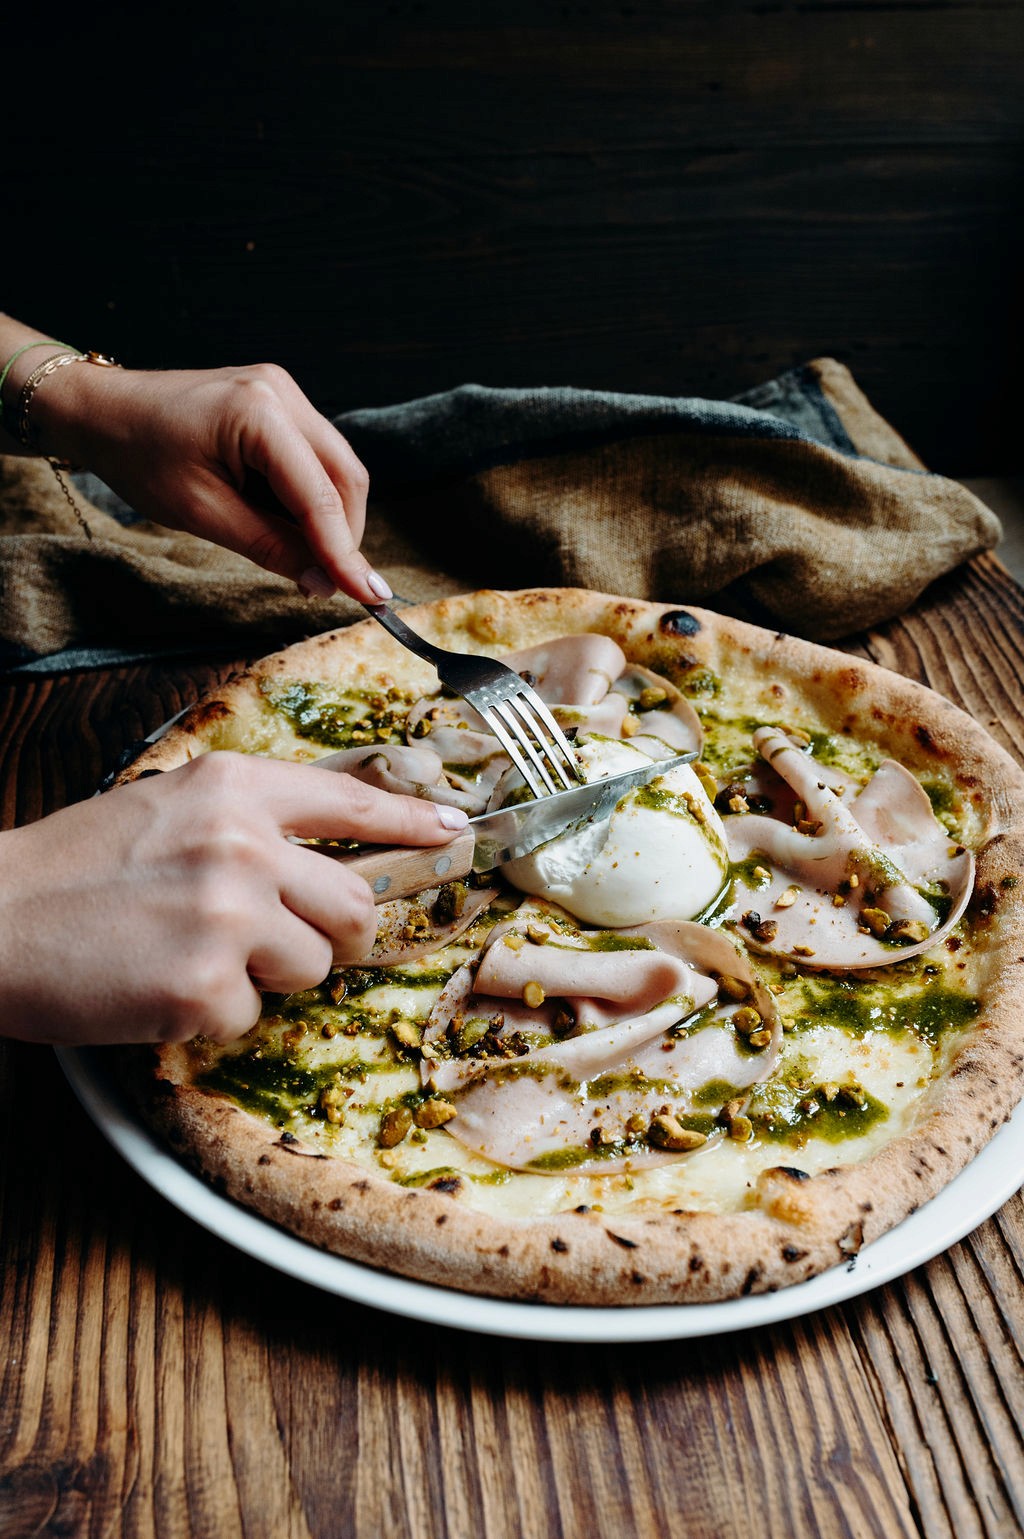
[501,736,728,926]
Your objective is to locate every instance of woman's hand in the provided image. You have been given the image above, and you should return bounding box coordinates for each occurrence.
[31,357,391,605]
[0,754,466,1047]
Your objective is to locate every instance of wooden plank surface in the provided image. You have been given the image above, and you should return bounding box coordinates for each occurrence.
[1,553,1023,1537]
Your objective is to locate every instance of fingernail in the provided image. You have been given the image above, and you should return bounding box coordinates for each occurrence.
[366,569,393,600]
[298,566,336,600]
[436,805,469,829]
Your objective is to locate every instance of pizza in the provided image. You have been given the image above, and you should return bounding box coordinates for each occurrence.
[116,587,1024,1305]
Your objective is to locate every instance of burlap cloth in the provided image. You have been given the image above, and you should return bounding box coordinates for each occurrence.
[0,357,1000,670]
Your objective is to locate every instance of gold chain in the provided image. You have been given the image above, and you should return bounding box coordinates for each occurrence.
[15,349,122,543]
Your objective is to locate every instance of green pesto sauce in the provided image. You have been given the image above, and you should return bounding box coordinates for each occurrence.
[629,782,696,819]
[528,1116,718,1170]
[587,1070,681,1098]
[199,1050,397,1120]
[692,1077,744,1107]
[730,855,773,891]
[580,933,656,953]
[675,668,720,699]
[807,730,878,780]
[334,965,454,997]
[922,779,965,838]
[395,1165,512,1187]
[749,1086,889,1144]
[265,680,412,748]
[793,977,980,1044]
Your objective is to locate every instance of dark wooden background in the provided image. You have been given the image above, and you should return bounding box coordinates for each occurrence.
[6,1,1024,473]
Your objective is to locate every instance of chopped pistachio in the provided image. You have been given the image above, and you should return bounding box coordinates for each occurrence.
[775,885,799,909]
[414,1097,457,1129]
[886,917,931,945]
[648,1113,707,1152]
[727,1114,753,1142]
[319,1085,348,1125]
[389,1019,423,1051]
[733,1006,762,1035]
[378,1106,413,1148]
[693,762,718,801]
[522,980,546,1009]
[620,715,639,738]
[638,685,668,710]
[526,924,549,945]
[861,906,892,938]
[717,973,750,1002]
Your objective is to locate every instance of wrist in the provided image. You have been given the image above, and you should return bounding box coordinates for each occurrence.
[19,352,128,468]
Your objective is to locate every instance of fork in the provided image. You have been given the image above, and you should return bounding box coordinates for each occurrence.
[364,603,584,798]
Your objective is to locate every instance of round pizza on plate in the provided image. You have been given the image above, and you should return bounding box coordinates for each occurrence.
[116,587,1024,1305]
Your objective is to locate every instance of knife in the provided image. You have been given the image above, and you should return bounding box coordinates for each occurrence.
[332,749,699,902]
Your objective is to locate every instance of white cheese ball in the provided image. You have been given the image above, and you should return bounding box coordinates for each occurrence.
[501,737,728,926]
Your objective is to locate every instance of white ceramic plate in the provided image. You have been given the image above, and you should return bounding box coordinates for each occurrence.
[57,1044,1024,1344]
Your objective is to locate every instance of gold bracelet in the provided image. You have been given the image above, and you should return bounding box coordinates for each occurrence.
[16,348,120,451]
[15,349,121,543]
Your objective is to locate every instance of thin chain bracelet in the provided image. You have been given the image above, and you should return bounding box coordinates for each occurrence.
[16,350,122,543]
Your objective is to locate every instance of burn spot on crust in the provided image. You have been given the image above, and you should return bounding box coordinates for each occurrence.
[741,1266,763,1296]
[914,723,938,753]
[183,699,233,731]
[551,1238,569,1254]
[436,1214,448,1226]
[631,1272,648,1286]
[688,1255,704,1273]
[969,883,999,921]
[774,1167,811,1181]
[606,1231,639,1250]
[257,1153,271,1166]
[659,609,701,637]
[352,1180,370,1194]
[429,1175,463,1195]
[782,1245,808,1263]
[327,1197,345,1212]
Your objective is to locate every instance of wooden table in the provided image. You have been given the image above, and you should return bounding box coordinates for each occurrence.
[2,554,1023,1539]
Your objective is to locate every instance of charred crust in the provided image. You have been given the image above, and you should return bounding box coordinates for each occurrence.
[658,609,701,637]
[688,1255,703,1272]
[781,1245,808,1263]
[429,1175,462,1195]
[327,1197,344,1212]
[183,699,233,731]
[352,1180,370,1194]
[436,1214,448,1226]
[607,1231,639,1250]
[630,1272,647,1286]
[913,723,938,752]
[551,1238,569,1253]
[773,1166,811,1182]
[741,1266,763,1296]
[257,1153,271,1166]
[278,1131,298,1145]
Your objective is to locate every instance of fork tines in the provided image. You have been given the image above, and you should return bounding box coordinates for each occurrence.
[479,685,582,799]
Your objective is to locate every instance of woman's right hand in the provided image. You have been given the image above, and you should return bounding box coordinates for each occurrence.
[0,753,467,1047]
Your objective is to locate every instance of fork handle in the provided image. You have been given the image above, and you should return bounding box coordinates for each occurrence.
[329,829,477,903]
[364,603,447,669]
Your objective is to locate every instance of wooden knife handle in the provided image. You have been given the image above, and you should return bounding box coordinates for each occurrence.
[334,828,477,903]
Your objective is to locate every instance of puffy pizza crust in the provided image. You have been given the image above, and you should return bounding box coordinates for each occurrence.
[116,589,1024,1305]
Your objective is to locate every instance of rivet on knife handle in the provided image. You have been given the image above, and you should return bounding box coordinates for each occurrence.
[336,829,477,904]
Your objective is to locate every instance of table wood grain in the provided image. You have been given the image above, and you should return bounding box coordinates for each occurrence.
[1,556,1023,1539]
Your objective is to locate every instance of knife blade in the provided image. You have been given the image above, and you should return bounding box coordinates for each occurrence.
[335,748,699,902]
